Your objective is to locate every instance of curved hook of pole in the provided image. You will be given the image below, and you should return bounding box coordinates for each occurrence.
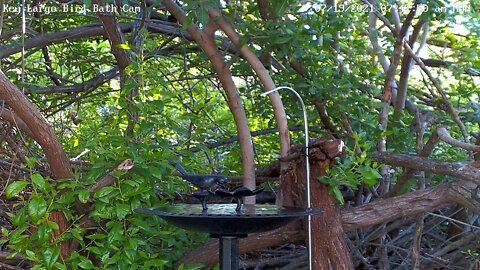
[260,86,313,270]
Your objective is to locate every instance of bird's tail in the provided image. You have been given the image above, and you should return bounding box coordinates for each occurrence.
[169,161,189,177]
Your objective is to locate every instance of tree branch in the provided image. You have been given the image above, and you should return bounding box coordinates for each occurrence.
[207,8,291,172]
[403,41,468,141]
[437,126,480,152]
[92,0,131,71]
[342,180,480,231]
[0,108,33,136]
[314,97,339,137]
[371,152,480,183]
[341,184,450,231]
[0,71,72,179]
[31,68,119,95]
[0,23,133,59]
[394,20,428,118]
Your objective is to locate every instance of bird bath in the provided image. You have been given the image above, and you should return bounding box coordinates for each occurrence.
[136,203,321,270]
[137,86,319,269]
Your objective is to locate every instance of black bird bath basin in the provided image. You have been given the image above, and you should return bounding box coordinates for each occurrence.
[136,203,321,270]
[138,159,321,269]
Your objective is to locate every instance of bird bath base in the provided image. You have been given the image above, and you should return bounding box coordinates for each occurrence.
[136,204,321,270]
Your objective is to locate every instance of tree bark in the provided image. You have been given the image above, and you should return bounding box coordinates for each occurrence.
[371,152,480,183]
[342,184,450,231]
[279,139,354,270]
[0,108,33,136]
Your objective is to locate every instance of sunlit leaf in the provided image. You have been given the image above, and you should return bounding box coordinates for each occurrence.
[5,181,28,199]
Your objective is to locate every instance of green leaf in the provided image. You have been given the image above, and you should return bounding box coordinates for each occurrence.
[124,247,137,262]
[371,101,387,109]
[69,228,83,242]
[117,43,131,50]
[26,157,40,169]
[43,246,60,269]
[53,262,67,270]
[36,224,53,244]
[12,208,27,226]
[148,166,163,180]
[360,168,382,186]
[177,264,205,270]
[47,220,59,230]
[78,258,94,269]
[332,186,345,204]
[85,233,107,240]
[26,250,38,261]
[115,203,130,219]
[28,195,48,222]
[31,173,46,190]
[1,227,8,237]
[5,181,28,199]
[273,36,292,44]
[144,259,168,268]
[78,189,90,204]
[94,186,116,199]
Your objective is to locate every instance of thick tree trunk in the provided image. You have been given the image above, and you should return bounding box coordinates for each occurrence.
[278,138,354,270]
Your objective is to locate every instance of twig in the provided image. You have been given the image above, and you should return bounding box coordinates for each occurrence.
[244,253,303,269]
[0,262,25,270]
[427,212,480,230]
[362,0,396,33]
[31,68,119,95]
[368,12,390,71]
[371,152,480,182]
[411,192,426,269]
[430,231,478,258]
[0,108,33,137]
[346,236,374,268]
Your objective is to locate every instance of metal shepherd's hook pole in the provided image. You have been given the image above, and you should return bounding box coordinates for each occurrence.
[260,86,313,270]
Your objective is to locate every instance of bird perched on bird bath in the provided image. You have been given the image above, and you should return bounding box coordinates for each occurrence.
[169,161,228,210]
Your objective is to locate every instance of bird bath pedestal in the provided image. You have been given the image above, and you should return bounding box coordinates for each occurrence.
[137,203,321,270]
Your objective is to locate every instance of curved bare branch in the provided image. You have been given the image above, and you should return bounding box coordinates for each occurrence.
[161,0,256,201]
[0,71,72,179]
[206,8,291,170]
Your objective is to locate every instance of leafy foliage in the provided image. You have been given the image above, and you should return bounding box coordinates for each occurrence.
[0,0,478,268]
